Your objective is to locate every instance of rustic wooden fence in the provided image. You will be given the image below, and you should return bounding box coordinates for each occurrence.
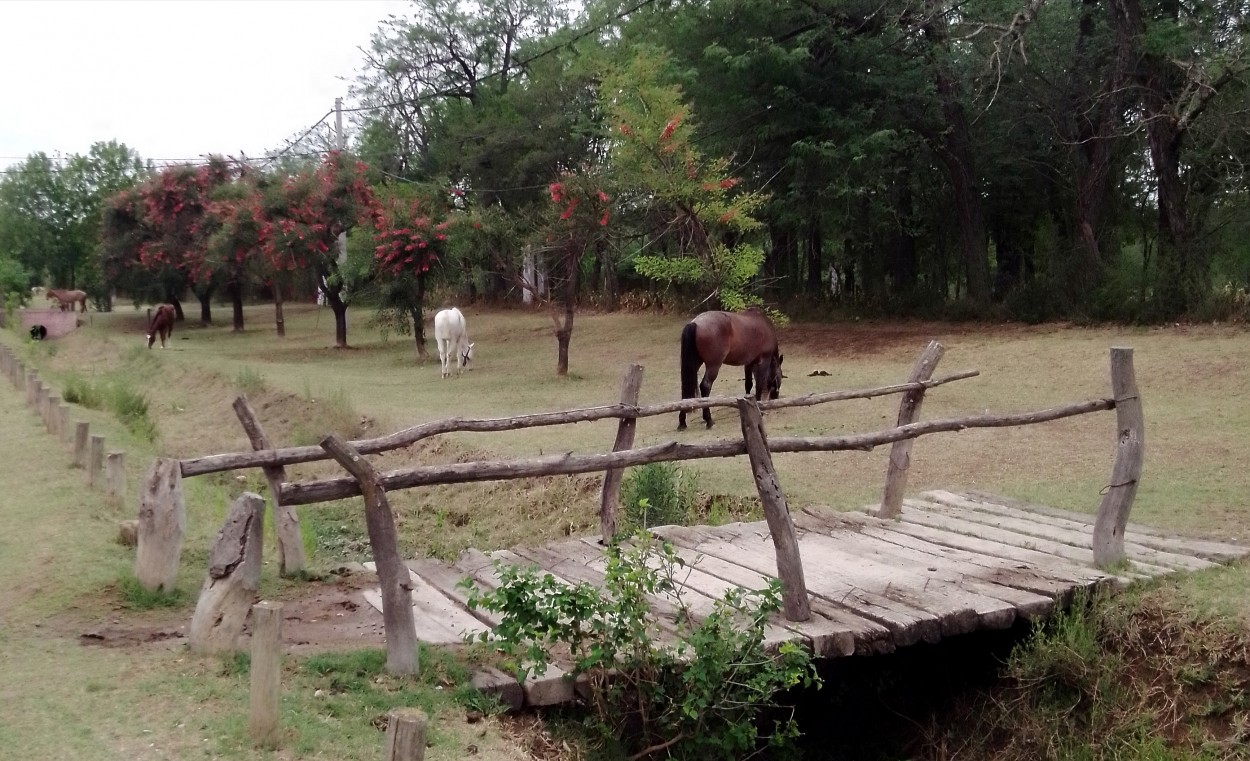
[129,341,1143,671]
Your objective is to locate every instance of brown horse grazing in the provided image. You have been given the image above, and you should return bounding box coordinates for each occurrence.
[147,304,176,349]
[46,289,88,313]
[678,307,783,430]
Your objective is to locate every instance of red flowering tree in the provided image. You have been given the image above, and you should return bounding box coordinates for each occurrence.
[371,185,451,359]
[98,158,235,322]
[202,173,265,332]
[538,171,612,376]
[259,152,380,348]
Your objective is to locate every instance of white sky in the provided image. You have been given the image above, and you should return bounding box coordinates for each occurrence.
[0,0,410,172]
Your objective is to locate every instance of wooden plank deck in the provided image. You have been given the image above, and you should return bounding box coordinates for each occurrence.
[362,490,1248,709]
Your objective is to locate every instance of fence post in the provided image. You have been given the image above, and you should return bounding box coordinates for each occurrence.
[73,422,90,467]
[87,434,105,487]
[385,708,429,761]
[320,433,419,676]
[190,493,265,653]
[1093,347,1144,568]
[25,372,37,407]
[737,398,811,622]
[232,396,305,575]
[879,341,945,519]
[249,601,283,748]
[598,364,644,543]
[135,458,187,592]
[46,394,61,435]
[58,404,71,443]
[106,451,127,503]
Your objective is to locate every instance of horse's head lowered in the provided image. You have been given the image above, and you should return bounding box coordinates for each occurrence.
[461,342,475,371]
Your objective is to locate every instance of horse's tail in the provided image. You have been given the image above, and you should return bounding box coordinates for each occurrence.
[146,308,153,333]
[680,321,700,399]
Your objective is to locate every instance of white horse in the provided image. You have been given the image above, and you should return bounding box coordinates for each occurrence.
[433,307,474,378]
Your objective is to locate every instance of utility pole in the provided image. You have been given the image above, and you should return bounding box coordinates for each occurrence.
[334,98,348,268]
[335,98,345,151]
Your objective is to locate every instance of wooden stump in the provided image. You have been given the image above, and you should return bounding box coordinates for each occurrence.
[190,492,265,654]
[737,398,811,622]
[1093,347,1144,568]
[46,394,61,435]
[384,708,429,761]
[320,434,419,676]
[118,519,139,547]
[248,601,283,747]
[87,434,105,487]
[135,458,186,592]
[58,404,71,443]
[106,451,127,504]
[598,364,644,543]
[25,373,37,407]
[233,396,305,575]
[879,341,945,519]
[73,422,90,468]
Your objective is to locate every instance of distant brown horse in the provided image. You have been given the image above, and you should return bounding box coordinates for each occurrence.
[46,289,88,313]
[147,304,176,349]
[678,307,783,430]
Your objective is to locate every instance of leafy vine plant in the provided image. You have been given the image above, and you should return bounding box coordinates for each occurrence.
[460,533,820,760]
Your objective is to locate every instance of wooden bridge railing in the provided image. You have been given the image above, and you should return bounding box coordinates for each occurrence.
[129,341,1141,674]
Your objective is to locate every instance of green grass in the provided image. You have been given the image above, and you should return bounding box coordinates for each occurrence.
[4,302,1250,760]
[116,573,189,610]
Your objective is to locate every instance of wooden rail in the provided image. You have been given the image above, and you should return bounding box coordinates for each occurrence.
[177,370,980,477]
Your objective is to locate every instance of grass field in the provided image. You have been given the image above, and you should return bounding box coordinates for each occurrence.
[2,301,1247,760]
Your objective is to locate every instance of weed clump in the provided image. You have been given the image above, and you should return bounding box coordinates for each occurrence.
[620,462,699,533]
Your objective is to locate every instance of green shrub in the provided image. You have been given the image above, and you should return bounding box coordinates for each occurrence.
[462,534,819,760]
[234,366,265,394]
[620,462,698,534]
[62,373,105,409]
[107,381,158,442]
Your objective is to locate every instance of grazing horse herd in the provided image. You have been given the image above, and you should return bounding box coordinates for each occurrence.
[31,284,784,428]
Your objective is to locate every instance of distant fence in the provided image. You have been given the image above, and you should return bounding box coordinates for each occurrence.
[128,340,1142,673]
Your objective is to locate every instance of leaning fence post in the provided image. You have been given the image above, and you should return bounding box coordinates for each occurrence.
[190,493,265,653]
[1093,347,1144,568]
[233,396,305,575]
[249,601,284,748]
[737,398,811,622]
[320,433,419,676]
[87,434,105,487]
[135,458,187,593]
[598,364,644,543]
[879,341,945,519]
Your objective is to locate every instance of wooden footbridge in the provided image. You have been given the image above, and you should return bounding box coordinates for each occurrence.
[360,488,1247,707]
[111,341,1247,711]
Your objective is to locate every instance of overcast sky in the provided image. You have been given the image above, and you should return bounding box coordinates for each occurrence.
[0,0,410,172]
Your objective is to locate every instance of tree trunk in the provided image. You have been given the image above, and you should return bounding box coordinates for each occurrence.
[322,277,349,348]
[197,289,213,326]
[274,286,285,338]
[934,76,990,306]
[169,295,185,322]
[412,276,428,358]
[229,281,245,332]
[805,217,824,296]
[887,180,918,295]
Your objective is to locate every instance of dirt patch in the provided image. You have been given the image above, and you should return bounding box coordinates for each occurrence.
[778,320,1063,358]
[70,570,388,655]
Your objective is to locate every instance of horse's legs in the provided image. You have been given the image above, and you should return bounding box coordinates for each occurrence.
[699,363,721,428]
[744,362,755,396]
